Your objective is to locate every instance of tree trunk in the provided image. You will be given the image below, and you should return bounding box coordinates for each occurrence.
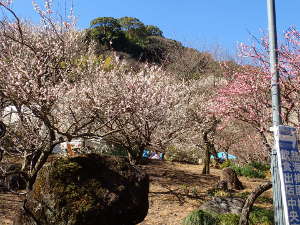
[22,144,54,191]
[202,147,210,174]
[201,118,220,174]
[258,130,272,153]
[127,151,137,165]
[26,177,35,191]
[127,145,145,165]
[239,181,272,225]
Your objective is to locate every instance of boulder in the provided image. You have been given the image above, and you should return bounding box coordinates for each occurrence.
[199,197,245,215]
[220,167,243,190]
[216,180,228,191]
[14,154,149,225]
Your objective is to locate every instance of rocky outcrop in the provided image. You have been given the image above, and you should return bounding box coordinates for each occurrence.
[219,167,244,190]
[199,197,245,215]
[14,154,149,225]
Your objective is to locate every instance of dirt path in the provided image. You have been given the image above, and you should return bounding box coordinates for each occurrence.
[138,161,219,225]
[138,160,271,225]
[0,191,24,225]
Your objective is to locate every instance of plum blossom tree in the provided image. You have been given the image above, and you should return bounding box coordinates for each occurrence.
[75,65,190,164]
[214,121,268,162]
[215,64,273,153]
[215,28,300,160]
[171,73,223,174]
[0,0,192,190]
[0,0,120,189]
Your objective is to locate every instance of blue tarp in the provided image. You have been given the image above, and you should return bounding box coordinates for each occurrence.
[142,149,164,160]
[142,149,150,158]
[210,152,237,160]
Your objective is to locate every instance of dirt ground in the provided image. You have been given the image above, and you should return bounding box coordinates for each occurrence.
[138,160,272,225]
[0,160,272,225]
[0,192,24,225]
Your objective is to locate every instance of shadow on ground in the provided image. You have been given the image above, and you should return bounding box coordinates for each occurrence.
[140,160,220,205]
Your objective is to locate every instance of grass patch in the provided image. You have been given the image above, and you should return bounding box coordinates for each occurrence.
[247,161,271,171]
[220,160,270,179]
[182,207,274,225]
[249,206,274,225]
[231,164,266,178]
[182,210,218,225]
[217,214,240,225]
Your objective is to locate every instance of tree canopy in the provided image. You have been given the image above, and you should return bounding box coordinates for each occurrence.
[87,16,165,62]
[88,17,124,48]
[145,25,163,37]
[118,17,145,31]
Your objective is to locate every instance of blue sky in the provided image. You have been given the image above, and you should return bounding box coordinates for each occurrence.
[4,0,300,56]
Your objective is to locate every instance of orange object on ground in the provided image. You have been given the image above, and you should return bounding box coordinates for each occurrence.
[66,143,75,157]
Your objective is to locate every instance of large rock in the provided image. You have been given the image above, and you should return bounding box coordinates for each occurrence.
[14,154,149,225]
[199,197,245,215]
[220,167,244,190]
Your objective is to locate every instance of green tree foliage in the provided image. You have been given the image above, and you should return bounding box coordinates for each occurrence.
[89,17,123,45]
[90,17,120,30]
[118,16,148,46]
[118,17,144,30]
[145,25,163,37]
[87,16,167,62]
[86,15,221,72]
[87,17,126,53]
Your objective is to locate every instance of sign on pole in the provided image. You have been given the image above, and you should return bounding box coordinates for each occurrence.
[276,125,300,225]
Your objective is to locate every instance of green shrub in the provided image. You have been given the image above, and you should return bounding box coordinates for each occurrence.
[217,213,239,225]
[230,164,266,179]
[242,165,265,178]
[230,164,243,175]
[220,160,233,169]
[249,206,274,225]
[182,210,218,225]
[182,207,274,225]
[248,161,271,171]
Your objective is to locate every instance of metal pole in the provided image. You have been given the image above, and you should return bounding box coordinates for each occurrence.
[267,0,284,224]
[267,0,281,126]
